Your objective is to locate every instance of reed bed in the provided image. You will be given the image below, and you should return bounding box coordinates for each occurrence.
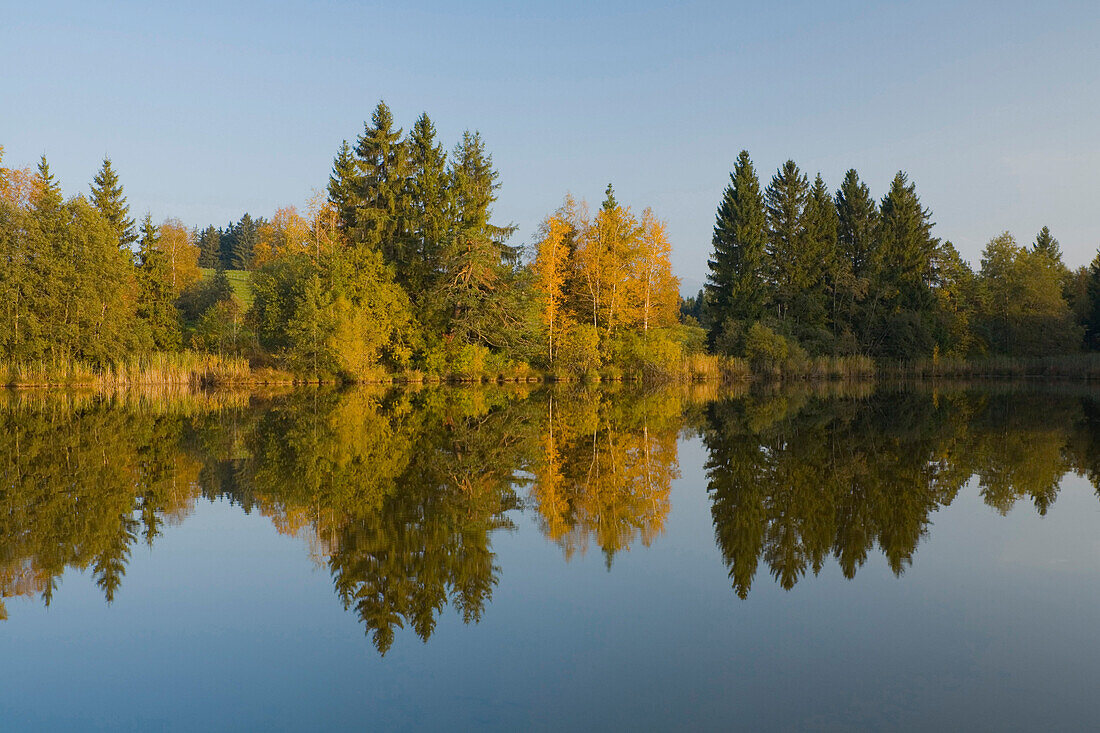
[884,354,1100,381]
[1,352,295,388]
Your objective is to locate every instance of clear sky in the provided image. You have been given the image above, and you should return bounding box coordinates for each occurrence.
[3,0,1099,289]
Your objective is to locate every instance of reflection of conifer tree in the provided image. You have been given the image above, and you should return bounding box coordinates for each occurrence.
[94,514,139,603]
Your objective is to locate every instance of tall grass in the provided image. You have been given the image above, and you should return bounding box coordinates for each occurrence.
[1,352,293,388]
[884,354,1100,381]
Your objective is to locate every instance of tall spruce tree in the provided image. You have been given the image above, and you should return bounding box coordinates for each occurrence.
[440,130,521,348]
[876,171,938,311]
[834,170,878,342]
[353,101,410,260]
[764,160,810,324]
[135,214,182,350]
[835,169,878,280]
[802,173,839,341]
[90,156,137,250]
[327,139,359,233]
[406,113,450,300]
[35,155,63,212]
[703,150,767,351]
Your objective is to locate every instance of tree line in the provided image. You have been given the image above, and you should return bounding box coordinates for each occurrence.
[697,151,1100,362]
[0,104,691,381]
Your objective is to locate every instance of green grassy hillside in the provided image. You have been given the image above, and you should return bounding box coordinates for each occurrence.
[199,268,254,309]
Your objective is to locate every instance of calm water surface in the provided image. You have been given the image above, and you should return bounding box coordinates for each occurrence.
[2,383,1100,731]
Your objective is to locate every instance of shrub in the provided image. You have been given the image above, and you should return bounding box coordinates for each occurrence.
[556,323,601,378]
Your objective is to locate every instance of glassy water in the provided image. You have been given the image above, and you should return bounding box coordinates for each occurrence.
[2,383,1100,731]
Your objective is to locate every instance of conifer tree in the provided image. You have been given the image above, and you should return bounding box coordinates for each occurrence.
[876,171,938,311]
[90,156,137,249]
[406,113,450,299]
[803,173,839,339]
[35,155,63,212]
[835,170,878,281]
[197,225,221,268]
[833,170,878,342]
[602,182,618,211]
[764,160,810,323]
[440,130,521,347]
[136,214,182,350]
[1085,250,1100,350]
[1033,226,1060,260]
[221,213,259,269]
[327,139,359,232]
[353,101,410,259]
[703,151,767,351]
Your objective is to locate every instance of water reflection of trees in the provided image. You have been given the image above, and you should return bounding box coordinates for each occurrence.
[7,384,1100,642]
[703,387,1098,598]
[0,385,681,652]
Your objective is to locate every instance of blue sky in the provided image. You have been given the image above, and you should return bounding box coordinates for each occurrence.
[3,0,1098,288]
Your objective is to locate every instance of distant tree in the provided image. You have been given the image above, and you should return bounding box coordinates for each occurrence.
[1085,251,1100,350]
[89,156,137,250]
[156,218,201,292]
[197,225,221,268]
[1033,225,1061,261]
[220,213,260,269]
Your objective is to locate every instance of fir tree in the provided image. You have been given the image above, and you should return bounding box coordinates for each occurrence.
[703,150,767,351]
[221,213,259,269]
[1085,250,1100,350]
[802,173,839,338]
[601,182,618,211]
[835,169,878,280]
[877,171,938,311]
[764,160,810,323]
[197,225,221,268]
[89,156,137,249]
[440,130,520,347]
[1033,226,1063,262]
[327,139,359,232]
[35,155,63,212]
[353,101,410,259]
[406,113,450,300]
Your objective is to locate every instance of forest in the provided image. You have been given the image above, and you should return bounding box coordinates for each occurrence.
[3,109,1100,385]
[695,151,1100,368]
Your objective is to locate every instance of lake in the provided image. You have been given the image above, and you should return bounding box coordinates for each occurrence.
[2,383,1100,731]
